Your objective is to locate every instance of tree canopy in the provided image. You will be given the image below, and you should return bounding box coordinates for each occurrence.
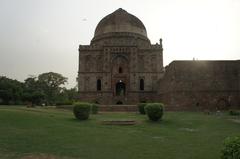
[0,72,77,106]
[38,72,68,105]
[0,76,23,104]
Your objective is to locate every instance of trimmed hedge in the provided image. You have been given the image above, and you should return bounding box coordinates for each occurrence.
[73,102,91,120]
[138,103,147,114]
[91,103,99,114]
[221,136,240,159]
[229,110,240,116]
[145,103,164,121]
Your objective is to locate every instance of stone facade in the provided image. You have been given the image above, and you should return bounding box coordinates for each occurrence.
[158,61,240,110]
[78,8,164,104]
[77,8,240,110]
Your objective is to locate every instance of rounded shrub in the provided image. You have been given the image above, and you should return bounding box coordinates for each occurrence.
[145,103,164,121]
[221,136,240,159]
[73,102,91,120]
[229,110,240,116]
[91,103,99,114]
[138,103,147,114]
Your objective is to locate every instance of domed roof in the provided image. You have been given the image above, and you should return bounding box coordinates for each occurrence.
[94,8,147,38]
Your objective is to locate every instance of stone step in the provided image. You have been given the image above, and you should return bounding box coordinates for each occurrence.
[99,105,138,112]
[99,105,186,112]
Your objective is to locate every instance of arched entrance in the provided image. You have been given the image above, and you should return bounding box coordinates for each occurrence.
[111,55,129,104]
[116,81,126,96]
[116,101,123,105]
[216,98,230,110]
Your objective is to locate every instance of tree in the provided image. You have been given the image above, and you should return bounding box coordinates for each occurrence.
[56,87,78,104]
[62,87,78,102]
[0,73,69,106]
[38,72,68,105]
[23,76,45,106]
[0,76,23,104]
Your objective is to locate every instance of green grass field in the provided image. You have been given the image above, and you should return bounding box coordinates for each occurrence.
[0,106,239,159]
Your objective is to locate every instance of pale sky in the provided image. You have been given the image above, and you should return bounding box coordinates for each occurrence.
[0,0,239,88]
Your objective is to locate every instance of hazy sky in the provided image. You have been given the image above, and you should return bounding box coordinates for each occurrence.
[0,0,239,88]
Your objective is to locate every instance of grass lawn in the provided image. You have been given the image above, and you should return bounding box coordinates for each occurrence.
[0,106,239,159]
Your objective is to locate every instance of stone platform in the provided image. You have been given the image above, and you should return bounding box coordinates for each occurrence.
[99,105,138,112]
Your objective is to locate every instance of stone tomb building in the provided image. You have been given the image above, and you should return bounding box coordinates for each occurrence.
[78,8,164,105]
[78,8,240,110]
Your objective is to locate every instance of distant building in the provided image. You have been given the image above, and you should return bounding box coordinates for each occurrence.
[78,8,240,110]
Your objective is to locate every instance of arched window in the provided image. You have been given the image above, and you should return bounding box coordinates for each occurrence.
[140,79,144,91]
[119,67,123,73]
[97,79,101,91]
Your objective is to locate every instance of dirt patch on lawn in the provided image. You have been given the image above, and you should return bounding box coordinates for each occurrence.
[229,119,240,124]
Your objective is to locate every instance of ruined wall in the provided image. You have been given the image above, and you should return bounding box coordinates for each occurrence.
[158,60,240,110]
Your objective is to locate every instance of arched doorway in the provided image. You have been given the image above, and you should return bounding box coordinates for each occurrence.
[116,81,126,96]
[216,99,230,110]
[140,79,144,90]
[111,55,129,103]
[116,101,123,105]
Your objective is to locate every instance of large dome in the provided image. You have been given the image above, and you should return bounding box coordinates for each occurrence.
[94,8,147,38]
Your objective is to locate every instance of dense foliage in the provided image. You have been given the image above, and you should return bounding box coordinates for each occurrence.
[0,73,77,106]
[0,76,23,105]
[229,110,240,116]
[73,102,91,120]
[145,103,164,121]
[56,101,73,106]
[38,72,68,105]
[138,103,147,114]
[221,136,240,159]
[23,77,45,106]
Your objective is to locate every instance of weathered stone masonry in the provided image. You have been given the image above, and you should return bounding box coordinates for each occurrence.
[158,61,240,110]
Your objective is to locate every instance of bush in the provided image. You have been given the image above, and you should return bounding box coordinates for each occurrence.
[138,103,147,114]
[56,101,73,106]
[73,102,91,120]
[221,136,240,159]
[229,110,240,116]
[145,103,164,121]
[91,103,99,114]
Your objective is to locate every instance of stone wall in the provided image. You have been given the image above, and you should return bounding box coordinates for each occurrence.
[78,91,158,105]
[158,60,240,110]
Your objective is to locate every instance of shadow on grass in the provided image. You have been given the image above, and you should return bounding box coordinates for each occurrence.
[145,119,164,124]
[143,118,176,127]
